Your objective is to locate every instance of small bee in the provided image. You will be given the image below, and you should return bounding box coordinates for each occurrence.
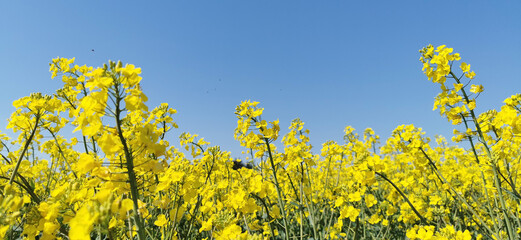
[232,160,253,170]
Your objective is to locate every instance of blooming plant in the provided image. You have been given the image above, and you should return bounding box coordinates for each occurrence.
[0,45,520,240]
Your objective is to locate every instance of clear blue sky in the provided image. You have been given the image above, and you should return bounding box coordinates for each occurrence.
[1,1,520,158]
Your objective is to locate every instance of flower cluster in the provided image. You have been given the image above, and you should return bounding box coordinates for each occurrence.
[0,45,520,240]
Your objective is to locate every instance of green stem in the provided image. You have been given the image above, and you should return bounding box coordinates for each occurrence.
[264,137,290,240]
[375,171,429,224]
[451,71,516,239]
[303,163,319,240]
[420,148,498,238]
[114,83,146,240]
[47,128,78,179]
[9,114,40,185]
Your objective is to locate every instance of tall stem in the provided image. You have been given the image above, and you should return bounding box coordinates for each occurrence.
[264,137,290,240]
[420,147,498,238]
[9,114,40,185]
[114,83,146,240]
[451,71,515,239]
[374,171,429,224]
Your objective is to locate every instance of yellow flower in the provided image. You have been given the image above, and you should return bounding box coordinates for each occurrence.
[469,84,483,93]
[215,224,245,240]
[368,213,381,224]
[69,205,99,240]
[0,226,9,239]
[348,191,362,202]
[340,205,360,222]
[116,198,135,215]
[334,196,345,207]
[364,194,377,207]
[76,153,100,175]
[511,115,521,134]
[453,83,463,92]
[154,214,168,227]
[460,62,471,73]
[199,217,213,232]
[465,71,476,79]
[43,221,60,235]
[108,217,118,229]
[97,133,120,155]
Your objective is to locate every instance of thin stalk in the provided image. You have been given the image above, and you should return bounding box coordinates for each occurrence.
[299,181,303,240]
[114,83,146,240]
[0,176,39,203]
[47,128,78,179]
[323,206,336,239]
[299,163,307,240]
[420,149,498,238]
[492,163,515,239]
[242,215,252,235]
[323,156,332,197]
[352,217,360,240]
[452,71,516,239]
[303,163,319,240]
[459,113,500,232]
[264,137,290,240]
[250,193,277,240]
[9,114,40,185]
[82,135,90,154]
[374,171,429,224]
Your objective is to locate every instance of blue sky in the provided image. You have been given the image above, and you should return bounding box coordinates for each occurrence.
[1,1,520,158]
